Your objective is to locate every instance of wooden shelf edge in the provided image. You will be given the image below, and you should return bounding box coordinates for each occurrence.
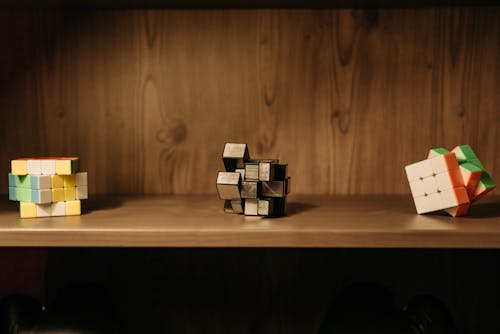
[1,230,500,248]
[1,195,499,248]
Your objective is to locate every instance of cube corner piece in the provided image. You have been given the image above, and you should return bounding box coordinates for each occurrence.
[11,159,28,176]
[222,143,249,171]
[20,202,37,218]
[65,200,81,216]
[55,157,80,175]
[445,203,470,217]
[427,148,450,159]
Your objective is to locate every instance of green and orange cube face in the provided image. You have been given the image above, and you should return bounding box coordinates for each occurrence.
[450,145,495,202]
[405,145,495,217]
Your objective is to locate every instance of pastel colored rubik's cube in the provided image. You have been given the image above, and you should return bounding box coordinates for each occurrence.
[216,143,290,217]
[8,158,88,218]
[406,145,495,217]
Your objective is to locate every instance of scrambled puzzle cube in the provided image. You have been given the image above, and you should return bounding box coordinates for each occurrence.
[406,153,469,216]
[9,157,88,218]
[407,145,495,217]
[217,143,290,217]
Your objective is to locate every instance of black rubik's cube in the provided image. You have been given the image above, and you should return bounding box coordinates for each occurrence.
[216,143,290,217]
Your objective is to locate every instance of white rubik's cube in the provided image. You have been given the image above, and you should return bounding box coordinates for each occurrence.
[9,157,88,218]
[216,143,290,217]
[405,145,495,217]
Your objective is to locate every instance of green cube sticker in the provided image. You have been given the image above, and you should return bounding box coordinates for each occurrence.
[8,173,16,187]
[16,188,31,202]
[428,148,450,159]
[9,187,17,201]
[460,162,482,174]
[479,171,496,189]
[452,145,478,163]
[15,175,31,188]
[468,158,485,171]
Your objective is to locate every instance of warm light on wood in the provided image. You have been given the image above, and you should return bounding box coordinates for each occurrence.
[0,195,498,247]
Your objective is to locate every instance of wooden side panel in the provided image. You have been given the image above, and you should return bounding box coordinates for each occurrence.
[0,8,498,195]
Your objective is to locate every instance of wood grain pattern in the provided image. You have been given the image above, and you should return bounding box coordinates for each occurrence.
[0,195,499,247]
[0,8,498,195]
[2,0,499,9]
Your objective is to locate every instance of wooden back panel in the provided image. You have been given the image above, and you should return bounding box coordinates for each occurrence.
[0,8,498,195]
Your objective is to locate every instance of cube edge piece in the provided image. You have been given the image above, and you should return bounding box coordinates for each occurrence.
[76,185,89,200]
[223,143,249,159]
[244,198,259,216]
[40,159,57,175]
[76,172,88,186]
[27,159,42,175]
[51,202,66,216]
[216,171,241,200]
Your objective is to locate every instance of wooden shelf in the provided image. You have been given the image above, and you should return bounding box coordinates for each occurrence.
[0,195,499,248]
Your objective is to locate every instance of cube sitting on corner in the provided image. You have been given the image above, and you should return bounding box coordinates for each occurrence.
[405,145,495,217]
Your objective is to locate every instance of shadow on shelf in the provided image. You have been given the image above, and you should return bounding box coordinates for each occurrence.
[466,201,500,219]
[0,195,19,212]
[285,202,317,216]
[83,196,124,214]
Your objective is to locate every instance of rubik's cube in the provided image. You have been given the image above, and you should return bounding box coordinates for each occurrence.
[405,145,495,217]
[216,143,290,217]
[9,158,88,218]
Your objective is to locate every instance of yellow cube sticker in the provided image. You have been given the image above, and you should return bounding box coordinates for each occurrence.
[20,202,37,218]
[52,188,65,202]
[64,187,76,201]
[65,200,81,216]
[63,175,76,188]
[51,175,64,188]
[56,158,79,175]
[11,160,28,175]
